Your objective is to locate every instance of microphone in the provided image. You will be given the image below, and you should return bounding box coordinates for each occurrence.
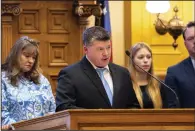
[125,50,180,108]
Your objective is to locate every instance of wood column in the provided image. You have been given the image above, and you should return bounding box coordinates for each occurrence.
[78,17,89,59]
[73,1,103,59]
[2,16,13,62]
[1,2,22,62]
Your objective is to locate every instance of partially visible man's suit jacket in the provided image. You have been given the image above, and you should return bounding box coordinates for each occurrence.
[165,57,195,108]
[56,56,138,111]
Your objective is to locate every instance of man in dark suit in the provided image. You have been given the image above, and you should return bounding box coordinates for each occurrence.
[165,21,195,108]
[55,26,138,111]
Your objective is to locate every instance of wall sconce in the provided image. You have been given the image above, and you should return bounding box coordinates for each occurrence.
[146,1,185,49]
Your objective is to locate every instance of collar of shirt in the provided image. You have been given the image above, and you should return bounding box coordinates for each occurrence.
[86,55,114,95]
[86,55,110,72]
[191,57,195,71]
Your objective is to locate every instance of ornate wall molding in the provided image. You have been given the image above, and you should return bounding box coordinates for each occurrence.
[72,0,103,58]
[2,2,22,16]
[74,3,102,17]
[73,0,103,26]
[1,2,22,62]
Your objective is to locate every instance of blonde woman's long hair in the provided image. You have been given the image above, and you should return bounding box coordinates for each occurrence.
[128,42,162,108]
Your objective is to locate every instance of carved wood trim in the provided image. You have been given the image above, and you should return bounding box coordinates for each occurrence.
[72,1,103,58]
[47,8,70,34]
[74,4,102,18]
[1,2,22,62]
[11,110,70,130]
[73,1,102,26]
[1,2,22,16]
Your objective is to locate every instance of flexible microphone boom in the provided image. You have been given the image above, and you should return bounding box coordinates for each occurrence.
[125,50,180,108]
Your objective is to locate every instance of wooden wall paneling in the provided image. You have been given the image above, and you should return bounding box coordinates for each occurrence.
[19,9,40,34]
[47,8,69,34]
[2,0,100,96]
[2,17,13,63]
[48,41,69,67]
[1,2,22,63]
[47,73,58,96]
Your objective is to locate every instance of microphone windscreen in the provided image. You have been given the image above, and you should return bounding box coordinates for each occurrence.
[125,50,130,57]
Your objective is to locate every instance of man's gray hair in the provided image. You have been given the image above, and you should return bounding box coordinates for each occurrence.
[83,26,111,46]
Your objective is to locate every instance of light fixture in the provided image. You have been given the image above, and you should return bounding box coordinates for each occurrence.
[146,1,185,49]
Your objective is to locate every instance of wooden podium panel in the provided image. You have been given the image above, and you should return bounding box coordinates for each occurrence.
[68,109,195,130]
[11,111,70,130]
[11,109,195,130]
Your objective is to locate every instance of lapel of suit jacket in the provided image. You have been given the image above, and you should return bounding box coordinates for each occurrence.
[183,57,195,87]
[81,56,111,106]
[108,63,120,105]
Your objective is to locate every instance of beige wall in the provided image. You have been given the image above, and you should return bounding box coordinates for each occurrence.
[109,1,125,66]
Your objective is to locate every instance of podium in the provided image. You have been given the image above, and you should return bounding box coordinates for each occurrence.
[11,109,195,130]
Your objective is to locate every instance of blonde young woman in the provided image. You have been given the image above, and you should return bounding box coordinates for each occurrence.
[128,42,167,108]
